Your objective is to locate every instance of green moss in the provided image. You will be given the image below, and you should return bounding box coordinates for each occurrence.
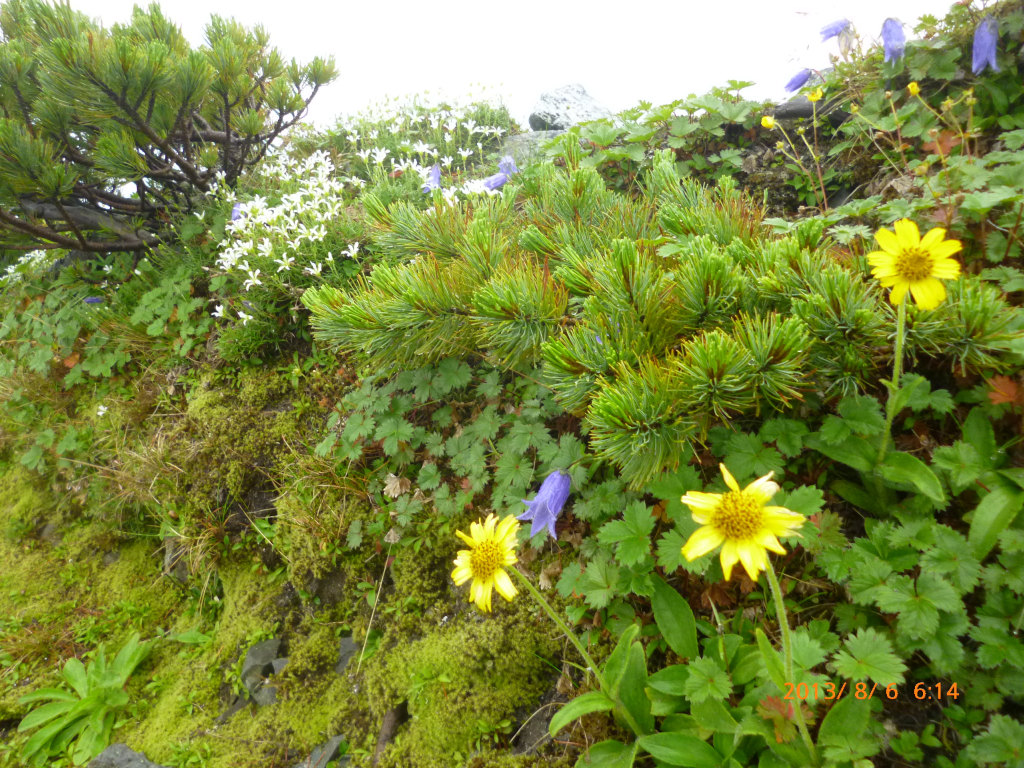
[364,598,561,768]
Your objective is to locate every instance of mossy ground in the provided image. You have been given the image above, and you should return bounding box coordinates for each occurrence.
[0,368,578,768]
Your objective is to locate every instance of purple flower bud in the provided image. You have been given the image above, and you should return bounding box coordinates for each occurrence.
[231,202,242,221]
[881,18,905,63]
[498,155,518,176]
[518,470,572,539]
[784,69,812,93]
[83,296,102,304]
[482,172,510,191]
[422,165,441,193]
[595,334,602,345]
[820,19,851,42]
[972,15,1000,75]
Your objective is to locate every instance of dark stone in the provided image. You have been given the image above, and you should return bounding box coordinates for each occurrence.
[162,536,188,584]
[102,549,120,566]
[38,523,62,546]
[251,684,277,706]
[241,638,280,695]
[88,744,168,768]
[335,636,360,675]
[511,681,567,755]
[215,695,250,723]
[292,735,348,768]
[271,657,289,675]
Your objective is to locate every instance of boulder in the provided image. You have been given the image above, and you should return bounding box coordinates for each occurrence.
[88,744,168,768]
[335,636,360,675]
[240,637,281,694]
[529,84,612,131]
[500,130,565,167]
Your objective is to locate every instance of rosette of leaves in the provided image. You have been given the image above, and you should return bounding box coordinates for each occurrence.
[17,633,153,766]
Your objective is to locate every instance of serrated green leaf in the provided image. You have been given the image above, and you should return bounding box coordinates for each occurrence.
[683,657,731,703]
[597,501,656,566]
[832,628,907,686]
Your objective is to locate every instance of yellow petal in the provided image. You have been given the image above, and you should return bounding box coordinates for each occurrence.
[720,464,740,492]
[452,564,473,585]
[870,263,898,278]
[889,280,910,306]
[496,514,518,544]
[910,277,946,310]
[919,226,947,250]
[737,540,768,581]
[469,520,486,544]
[681,491,721,524]
[682,526,725,560]
[866,249,897,267]
[483,514,498,538]
[872,229,901,256]
[927,240,963,260]
[494,568,518,602]
[720,540,740,581]
[930,257,961,279]
[755,529,787,555]
[893,218,921,251]
[743,472,778,505]
[456,530,475,547]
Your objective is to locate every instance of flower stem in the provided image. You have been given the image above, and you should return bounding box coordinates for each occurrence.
[510,567,606,691]
[765,559,820,766]
[877,294,908,465]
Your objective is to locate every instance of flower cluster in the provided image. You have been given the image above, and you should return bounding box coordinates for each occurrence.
[0,249,55,285]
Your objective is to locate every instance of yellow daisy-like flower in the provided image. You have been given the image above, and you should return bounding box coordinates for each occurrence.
[807,87,824,103]
[907,81,921,96]
[866,218,962,310]
[451,513,519,612]
[761,116,776,129]
[680,464,805,582]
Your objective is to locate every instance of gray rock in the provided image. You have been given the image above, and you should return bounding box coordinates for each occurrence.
[162,536,188,584]
[335,636,360,675]
[241,638,281,695]
[529,84,613,131]
[501,130,565,167]
[39,523,62,546]
[88,744,168,768]
[250,684,277,706]
[215,694,249,723]
[271,657,289,675]
[293,735,349,768]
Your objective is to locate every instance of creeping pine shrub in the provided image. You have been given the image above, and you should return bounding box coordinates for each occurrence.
[305,147,1024,488]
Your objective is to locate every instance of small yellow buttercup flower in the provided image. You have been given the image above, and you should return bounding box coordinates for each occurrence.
[866,219,962,309]
[451,513,519,612]
[761,115,777,129]
[807,87,824,103]
[680,464,805,582]
[907,81,921,96]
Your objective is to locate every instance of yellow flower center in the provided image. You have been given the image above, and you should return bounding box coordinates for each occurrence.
[469,540,501,580]
[712,491,764,540]
[895,248,933,281]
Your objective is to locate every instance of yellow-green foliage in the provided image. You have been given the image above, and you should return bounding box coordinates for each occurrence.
[364,599,562,768]
[175,368,299,505]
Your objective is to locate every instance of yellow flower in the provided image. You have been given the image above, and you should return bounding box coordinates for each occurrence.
[680,464,805,582]
[866,219,962,310]
[807,88,824,103]
[451,513,519,612]
[761,115,776,129]
[907,81,921,96]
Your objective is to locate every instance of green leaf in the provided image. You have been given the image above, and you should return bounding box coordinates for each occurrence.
[804,433,875,473]
[756,629,787,692]
[759,419,808,457]
[374,418,414,456]
[970,487,1024,559]
[874,574,959,640]
[62,658,88,699]
[574,740,636,768]
[597,501,656,566]
[966,714,1024,767]
[549,691,616,737]
[618,640,655,734]
[683,657,732,703]
[417,463,441,490]
[932,442,983,492]
[878,452,945,505]
[832,628,908,687]
[690,698,738,733]
[638,733,723,768]
[650,576,699,660]
[646,665,692,696]
[17,700,75,732]
[838,394,886,437]
[817,693,870,746]
[963,407,999,470]
[723,433,785,479]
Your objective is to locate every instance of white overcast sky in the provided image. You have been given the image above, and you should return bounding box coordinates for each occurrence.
[71,0,956,127]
